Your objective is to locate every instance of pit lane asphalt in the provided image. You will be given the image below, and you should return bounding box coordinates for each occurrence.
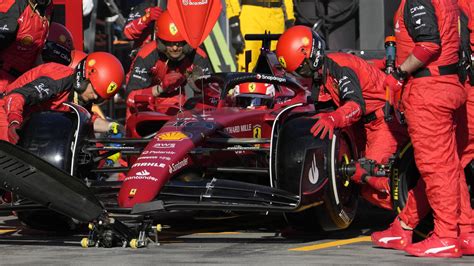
[0,202,472,265]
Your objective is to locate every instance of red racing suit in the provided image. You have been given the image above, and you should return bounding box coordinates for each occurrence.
[322,53,409,210]
[0,0,52,92]
[394,0,472,238]
[125,41,208,120]
[0,63,97,143]
[123,0,155,50]
[458,0,474,169]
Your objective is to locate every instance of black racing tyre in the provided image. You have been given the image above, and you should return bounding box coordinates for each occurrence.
[316,129,359,231]
[16,112,83,232]
[276,116,358,231]
[391,143,474,238]
[390,143,420,212]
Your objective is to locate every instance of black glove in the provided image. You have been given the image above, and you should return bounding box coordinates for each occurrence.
[285,19,295,30]
[229,16,245,54]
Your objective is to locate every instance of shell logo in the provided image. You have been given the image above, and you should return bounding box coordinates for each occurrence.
[59,34,67,44]
[20,35,33,46]
[169,23,178,36]
[278,56,287,68]
[107,81,118,94]
[248,82,256,92]
[87,59,96,67]
[156,131,188,141]
[301,37,310,46]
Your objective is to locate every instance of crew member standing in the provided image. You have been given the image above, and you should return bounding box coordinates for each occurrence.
[226,0,295,72]
[371,0,474,258]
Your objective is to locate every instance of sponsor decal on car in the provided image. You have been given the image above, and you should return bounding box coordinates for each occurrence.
[169,157,189,174]
[136,170,150,176]
[125,175,158,182]
[137,156,159,160]
[142,150,176,155]
[153,143,176,149]
[125,170,159,182]
[252,124,262,138]
[155,131,189,141]
[132,162,166,168]
[253,124,262,148]
[224,124,252,134]
[255,74,286,83]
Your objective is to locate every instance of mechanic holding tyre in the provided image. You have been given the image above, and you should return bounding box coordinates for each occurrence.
[125,10,210,120]
[275,25,409,211]
[0,52,125,144]
[370,0,474,258]
[226,0,295,72]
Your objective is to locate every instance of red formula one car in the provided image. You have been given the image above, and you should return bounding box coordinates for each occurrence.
[0,36,362,247]
[119,71,359,230]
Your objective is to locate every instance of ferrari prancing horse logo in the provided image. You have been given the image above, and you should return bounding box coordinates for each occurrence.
[278,56,287,68]
[169,23,178,36]
[248,82,256,92]
[107,81,118,94]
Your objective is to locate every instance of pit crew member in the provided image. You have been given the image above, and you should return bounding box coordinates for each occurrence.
[0,52,125,144]
[276,25,409,211]
[370,0,474,258]
[125,10,209,120]
[0,0,53,92]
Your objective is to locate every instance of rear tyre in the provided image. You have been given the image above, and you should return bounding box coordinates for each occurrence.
[392,143,474,238]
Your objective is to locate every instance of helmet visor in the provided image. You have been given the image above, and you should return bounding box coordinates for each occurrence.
[295,58,315,77]
[159,39,187,47]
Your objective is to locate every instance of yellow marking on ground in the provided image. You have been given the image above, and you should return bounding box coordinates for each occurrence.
[289,236,372,251]
[0,229,17,234]
[195,232,241,235]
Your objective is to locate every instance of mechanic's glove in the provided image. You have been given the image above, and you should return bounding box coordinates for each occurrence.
[384,67,407,110]
[285,19,295,30]
[7,111,23,144]
[8,121,20,144]
[106,122,125,166]
[350,162,369,185]
[108,121,125,136]
[229,16,245,54]
[310,111,344,140]
[310,101,361,139]
[161,72,186,92]
[142,7,163,23]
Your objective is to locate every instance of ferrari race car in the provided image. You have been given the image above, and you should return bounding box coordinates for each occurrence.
[0,68,360,247]
[0,33,363,245]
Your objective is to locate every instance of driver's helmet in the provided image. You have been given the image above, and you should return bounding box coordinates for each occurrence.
[233,82,275,108]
